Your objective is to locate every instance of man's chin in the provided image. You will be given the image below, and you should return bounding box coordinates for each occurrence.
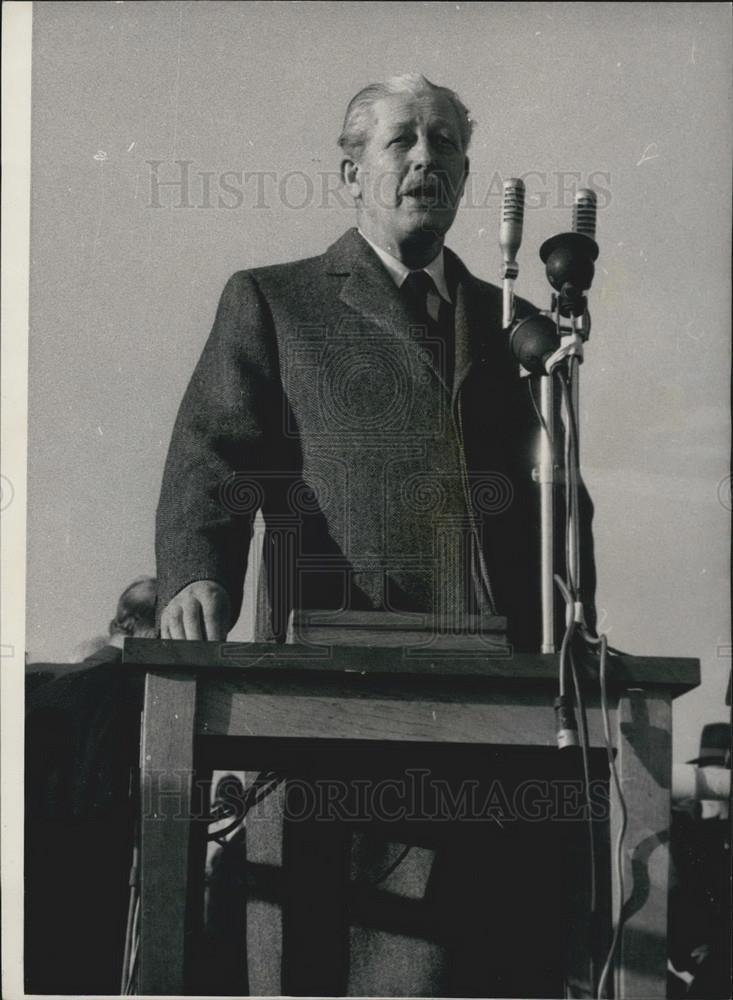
[407,208,455,238]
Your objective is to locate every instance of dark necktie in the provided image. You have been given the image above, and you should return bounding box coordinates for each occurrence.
[401,270,455,390]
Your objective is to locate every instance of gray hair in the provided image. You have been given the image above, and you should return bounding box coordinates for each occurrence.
[109,574,157,637]
[338,73,475,161]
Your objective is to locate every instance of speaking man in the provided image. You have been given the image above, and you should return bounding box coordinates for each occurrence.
[156,73,594,648]
[155,74,596,996]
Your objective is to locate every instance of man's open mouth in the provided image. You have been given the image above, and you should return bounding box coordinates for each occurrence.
[402,184,440,201]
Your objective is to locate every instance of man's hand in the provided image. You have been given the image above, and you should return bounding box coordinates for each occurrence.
[160,580,231,640]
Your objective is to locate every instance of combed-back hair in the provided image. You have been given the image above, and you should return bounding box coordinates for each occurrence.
[338,73,475,161]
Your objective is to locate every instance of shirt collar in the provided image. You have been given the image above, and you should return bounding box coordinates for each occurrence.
[357,229,452,304]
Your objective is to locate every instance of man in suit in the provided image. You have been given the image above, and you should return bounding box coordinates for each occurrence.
[157,73,593,648]
[156,74,596,996]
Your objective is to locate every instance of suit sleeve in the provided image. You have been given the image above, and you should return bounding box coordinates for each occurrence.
[155,271,283,627]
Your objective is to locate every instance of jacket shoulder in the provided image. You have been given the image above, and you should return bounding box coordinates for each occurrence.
[249,251,325,283]
[218,251,328,309]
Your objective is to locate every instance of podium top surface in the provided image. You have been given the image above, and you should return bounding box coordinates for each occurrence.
[123,639,700,697]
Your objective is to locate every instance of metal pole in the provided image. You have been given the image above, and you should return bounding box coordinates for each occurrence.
[502,279,514,332]
[538,373,555,653]
[566,354,580,594]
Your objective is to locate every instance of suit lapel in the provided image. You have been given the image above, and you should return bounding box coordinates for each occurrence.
[325,228,421,348]
[322,229,499,401]
[447,250,501,404]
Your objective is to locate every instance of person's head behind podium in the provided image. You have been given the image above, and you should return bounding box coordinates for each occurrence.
[108,575,157,647]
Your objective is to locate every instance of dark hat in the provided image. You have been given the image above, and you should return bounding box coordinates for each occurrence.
[686,722,731,768]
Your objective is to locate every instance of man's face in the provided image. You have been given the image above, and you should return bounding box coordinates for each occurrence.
[344,91,469,253]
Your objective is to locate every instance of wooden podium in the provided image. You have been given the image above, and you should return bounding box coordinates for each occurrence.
[124,618,698,998]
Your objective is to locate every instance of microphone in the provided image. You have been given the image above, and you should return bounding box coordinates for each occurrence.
[499,178,525,275]
[540,188,599,315]
[514,188,601,369]
[572,188,597,239]
[510,312,559,374]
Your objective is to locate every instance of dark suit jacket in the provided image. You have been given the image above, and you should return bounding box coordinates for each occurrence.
[156,227,595,650]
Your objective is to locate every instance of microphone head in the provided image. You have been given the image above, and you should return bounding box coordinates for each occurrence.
[499,177,525,264]
[539,231,598,303]
[501,177,526,224]
[510,313,559,374]
[572,188,597,239]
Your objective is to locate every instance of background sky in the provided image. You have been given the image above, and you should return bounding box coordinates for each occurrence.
[26,1,731,762]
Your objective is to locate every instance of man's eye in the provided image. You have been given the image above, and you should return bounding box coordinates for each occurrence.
[438,135,458,149]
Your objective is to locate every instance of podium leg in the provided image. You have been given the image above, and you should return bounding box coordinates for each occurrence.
[139,671,197,995]
[610,689,672,999]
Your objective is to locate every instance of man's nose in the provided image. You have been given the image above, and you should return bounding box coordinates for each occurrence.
[408,131,436,170]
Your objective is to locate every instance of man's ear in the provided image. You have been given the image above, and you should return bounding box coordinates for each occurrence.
[462,155,470,189]
[341,157,362,199]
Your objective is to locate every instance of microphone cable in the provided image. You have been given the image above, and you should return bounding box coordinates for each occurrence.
[596,632,628,999]
[207,770,285,846]
[552,367,602,994]
[561,369,629,996]
[555,573,598,999]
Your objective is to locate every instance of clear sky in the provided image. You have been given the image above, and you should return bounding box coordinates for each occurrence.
[26,1,731,762]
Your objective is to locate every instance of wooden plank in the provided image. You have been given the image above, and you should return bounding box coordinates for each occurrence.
[196,680,618,747]
[289,609,508,648]
[139,670,197,995]
[244,775,286,997]
[124,640,700,695]
[290,608,508,632]
[609,689,672,999]
[288,628,512,650]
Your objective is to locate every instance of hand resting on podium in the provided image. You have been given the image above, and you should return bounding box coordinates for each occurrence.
[160,579,230,640]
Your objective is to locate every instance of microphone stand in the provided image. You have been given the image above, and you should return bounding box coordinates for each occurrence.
[534,306,586,654]
[506,191,599,654]
[539,222,598,646]
[501,184,598,653]
[537,370,557,652]
[502,266,518,332]
[500,178,561,651]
